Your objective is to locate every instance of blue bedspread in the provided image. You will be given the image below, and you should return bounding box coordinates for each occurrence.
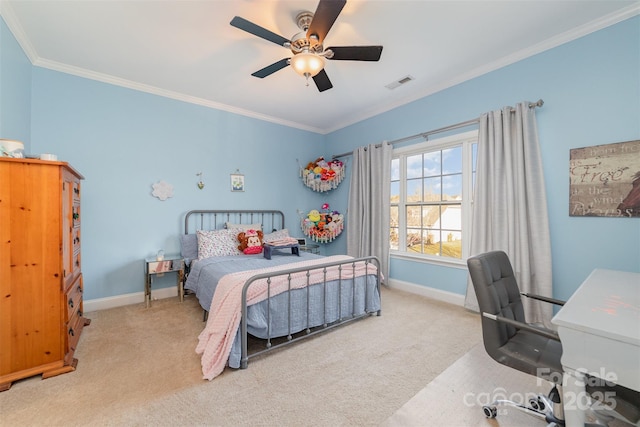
[185,251,323,311]
[185,252,381,369]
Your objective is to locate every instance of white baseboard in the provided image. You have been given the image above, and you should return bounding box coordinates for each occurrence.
[84,286,179,313]
[85,279,463,313]
[386,278,465,307]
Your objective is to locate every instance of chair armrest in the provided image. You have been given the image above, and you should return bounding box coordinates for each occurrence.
[482,312,561,341]
[520,292,565,306]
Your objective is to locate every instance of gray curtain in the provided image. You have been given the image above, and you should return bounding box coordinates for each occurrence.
[464,102,553,325]
[347,142,392,282]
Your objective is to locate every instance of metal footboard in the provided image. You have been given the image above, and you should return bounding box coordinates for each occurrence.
[239,256,381,369]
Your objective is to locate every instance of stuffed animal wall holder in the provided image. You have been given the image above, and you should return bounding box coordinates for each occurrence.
[300,157,345,193]
[301,204,344,243]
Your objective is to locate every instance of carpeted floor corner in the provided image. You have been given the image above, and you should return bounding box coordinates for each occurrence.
[0,287,482,426]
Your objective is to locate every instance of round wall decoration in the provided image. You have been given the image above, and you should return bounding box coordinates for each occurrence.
[301,203,344,243]
[300,157,345,192]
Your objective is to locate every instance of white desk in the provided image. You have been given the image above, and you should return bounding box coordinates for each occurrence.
[552,269,640,426]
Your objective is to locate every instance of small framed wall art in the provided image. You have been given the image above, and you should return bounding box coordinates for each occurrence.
[231,172,245,192]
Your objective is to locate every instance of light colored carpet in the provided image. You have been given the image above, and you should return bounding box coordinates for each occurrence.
[0,287,481,426]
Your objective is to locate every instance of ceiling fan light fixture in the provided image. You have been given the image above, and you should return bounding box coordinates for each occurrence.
[290,51,325,78]
[231,0,381,92]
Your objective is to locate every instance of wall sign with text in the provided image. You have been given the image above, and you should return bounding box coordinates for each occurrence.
[569,140,640,217]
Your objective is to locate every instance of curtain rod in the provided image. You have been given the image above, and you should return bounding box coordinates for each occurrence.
[332,99,544,159]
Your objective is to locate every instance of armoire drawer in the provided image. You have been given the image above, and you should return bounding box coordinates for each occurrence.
[72,228,81,253]
[72,181,81,201]
[72,203,81,227]
[66,309,84,353]
[65,276,83,320]
[72,250,81,278]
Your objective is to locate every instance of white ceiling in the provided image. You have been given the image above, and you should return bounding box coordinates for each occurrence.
[2,0,639,134]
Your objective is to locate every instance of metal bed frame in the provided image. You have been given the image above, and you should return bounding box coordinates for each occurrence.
[183,209,382,370]
[184,209,285,235]
[238,255,381,369]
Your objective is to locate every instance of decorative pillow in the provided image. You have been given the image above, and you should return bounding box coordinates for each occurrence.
[263,229,290,243]
[225,222,262,231]
[197,229,242,259]
[179,234,198,262]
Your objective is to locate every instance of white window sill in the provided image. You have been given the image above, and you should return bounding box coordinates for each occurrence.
[390,251,468,269]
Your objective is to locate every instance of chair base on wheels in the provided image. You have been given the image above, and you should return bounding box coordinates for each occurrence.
[482,386,566,426]
[481,384,627,427]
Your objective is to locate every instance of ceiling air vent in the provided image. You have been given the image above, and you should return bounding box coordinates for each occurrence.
[385,75,414,90]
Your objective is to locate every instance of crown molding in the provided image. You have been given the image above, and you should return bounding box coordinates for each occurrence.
[3,1,638,135]
[1,0,324,134]
[323,3,640,134]
[0,0,38,63]
[33,57,325,134]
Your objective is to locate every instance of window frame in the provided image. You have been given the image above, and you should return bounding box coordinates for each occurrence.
[390,130,478,267]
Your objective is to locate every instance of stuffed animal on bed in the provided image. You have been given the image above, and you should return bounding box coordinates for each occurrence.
[237,229,264,254]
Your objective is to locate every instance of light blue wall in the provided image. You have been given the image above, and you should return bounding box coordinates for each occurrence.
[0,16,31,148]
[325,16,640,300]
[29,69,324,300]
[3,16,639,303]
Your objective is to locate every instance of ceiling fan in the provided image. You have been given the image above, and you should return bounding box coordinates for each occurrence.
[230,0,383,92]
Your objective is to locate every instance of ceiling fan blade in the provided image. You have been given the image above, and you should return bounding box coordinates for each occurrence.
[312,69,333,92]
[230,16,290,47]
[306,0,346,44]
[251,58,290,78]
[327,46,383,61]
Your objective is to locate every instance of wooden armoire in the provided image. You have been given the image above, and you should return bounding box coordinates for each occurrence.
[0,157,90,391]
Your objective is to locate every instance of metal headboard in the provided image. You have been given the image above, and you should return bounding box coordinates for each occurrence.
[184,210,285,234]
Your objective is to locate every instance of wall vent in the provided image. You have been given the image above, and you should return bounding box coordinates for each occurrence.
[385,75,415,90]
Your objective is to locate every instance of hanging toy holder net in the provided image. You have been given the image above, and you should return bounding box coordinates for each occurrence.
[300,157,345,192]
[301,203,344,243]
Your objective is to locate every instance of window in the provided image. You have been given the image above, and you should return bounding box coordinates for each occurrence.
[390,130,477,264]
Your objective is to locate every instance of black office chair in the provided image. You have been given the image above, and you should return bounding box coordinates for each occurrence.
[467,251,640,426]
[467,250,566,424]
